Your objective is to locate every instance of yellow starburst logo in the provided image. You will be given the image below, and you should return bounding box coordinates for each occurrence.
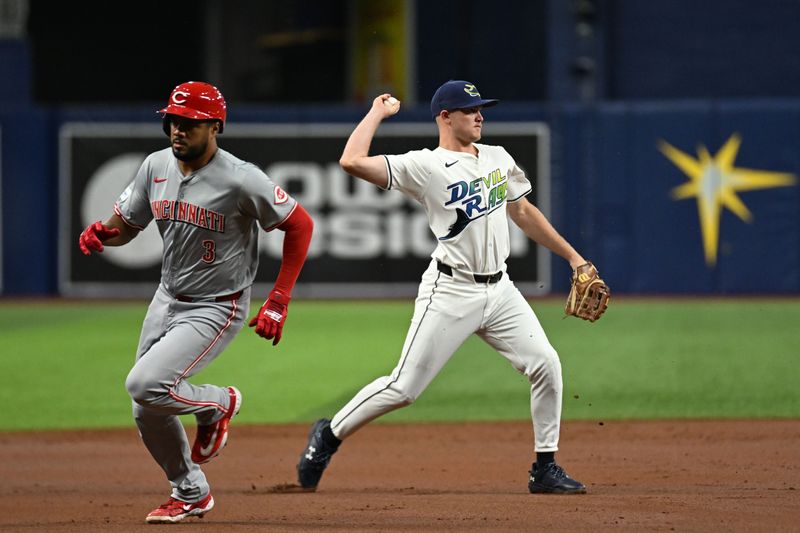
[658,134,796,266]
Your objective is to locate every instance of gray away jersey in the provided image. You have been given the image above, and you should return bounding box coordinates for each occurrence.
[384,143,532,274]
[115,147,296,297]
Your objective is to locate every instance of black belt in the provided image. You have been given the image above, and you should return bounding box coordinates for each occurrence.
[175,290,243,303]
[437,261,503,284]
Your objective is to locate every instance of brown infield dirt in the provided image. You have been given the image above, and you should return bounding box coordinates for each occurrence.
[1,420,798,532]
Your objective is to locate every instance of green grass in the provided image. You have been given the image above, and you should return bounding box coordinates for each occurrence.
[1,297,798,430]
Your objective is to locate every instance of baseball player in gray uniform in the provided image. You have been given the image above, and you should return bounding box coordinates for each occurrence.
[79,81,314,523]
[297,80,594,494]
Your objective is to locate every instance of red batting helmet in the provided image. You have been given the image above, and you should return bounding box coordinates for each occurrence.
[158,81,227,135]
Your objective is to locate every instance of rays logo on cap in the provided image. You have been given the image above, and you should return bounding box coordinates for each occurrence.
[463,84,480,97]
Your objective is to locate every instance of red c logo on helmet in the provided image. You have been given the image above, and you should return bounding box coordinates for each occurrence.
[172,91,190,105]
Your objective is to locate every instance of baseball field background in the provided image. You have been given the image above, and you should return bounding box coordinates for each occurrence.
[2,296,799,532]
[3,297,797,431]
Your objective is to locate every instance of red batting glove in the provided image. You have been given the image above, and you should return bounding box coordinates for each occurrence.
[79,221,120,255]
[248,290,291,345]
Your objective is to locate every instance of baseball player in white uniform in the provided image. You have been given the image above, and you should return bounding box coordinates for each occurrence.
[78,81,314,522]
[297,80,592,494]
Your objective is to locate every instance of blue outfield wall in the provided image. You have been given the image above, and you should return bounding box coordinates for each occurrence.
[1,99,799,296]
[0,108,55,294]
[587,100,800,294]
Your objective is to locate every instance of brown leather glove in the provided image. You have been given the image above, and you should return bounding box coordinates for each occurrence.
[565,262,610,322]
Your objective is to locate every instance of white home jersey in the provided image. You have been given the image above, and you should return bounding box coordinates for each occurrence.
[115,147,296,297]
[384,143,532,274]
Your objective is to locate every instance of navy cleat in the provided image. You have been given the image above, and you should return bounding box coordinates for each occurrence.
[528,462,587,494]
[297,418,339,490]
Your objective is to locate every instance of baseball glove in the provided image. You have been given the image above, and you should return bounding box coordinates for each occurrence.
[565,262,610,322]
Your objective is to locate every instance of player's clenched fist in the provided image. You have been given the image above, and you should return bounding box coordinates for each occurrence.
[79,221,120,255]
[249,289,291,345]
[373,94,400,118]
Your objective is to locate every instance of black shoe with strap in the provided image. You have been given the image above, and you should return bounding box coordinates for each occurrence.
[297,418,339,490]
[528,462,587,494]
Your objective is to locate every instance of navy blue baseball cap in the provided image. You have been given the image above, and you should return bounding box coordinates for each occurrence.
[430,80,499,118]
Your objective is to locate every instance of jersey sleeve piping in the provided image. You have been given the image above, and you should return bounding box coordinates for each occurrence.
[381,155,393,191]
[113,203,147,230]
[264,201,298,232]
[507,187,533,203]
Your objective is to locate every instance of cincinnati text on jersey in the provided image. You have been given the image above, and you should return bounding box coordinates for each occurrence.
[441,168,507,239]
[150,200,226,233]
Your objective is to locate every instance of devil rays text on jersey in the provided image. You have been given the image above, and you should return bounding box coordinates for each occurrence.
[441,168,507,240]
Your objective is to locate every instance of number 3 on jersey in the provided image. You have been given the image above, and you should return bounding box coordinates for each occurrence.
[201,240,216,263]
